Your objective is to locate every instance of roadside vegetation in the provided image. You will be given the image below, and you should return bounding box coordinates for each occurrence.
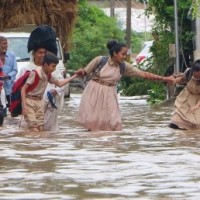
[67,0,150,70]
[67,0,194,104]
[144,0,193,104]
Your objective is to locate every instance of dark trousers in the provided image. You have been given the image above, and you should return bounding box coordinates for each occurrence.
[6,95,10,108]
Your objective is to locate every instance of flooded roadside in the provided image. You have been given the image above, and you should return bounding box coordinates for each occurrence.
[0,94,200,200]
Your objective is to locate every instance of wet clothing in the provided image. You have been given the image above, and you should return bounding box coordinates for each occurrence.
[43,84,65,131]
[16,60,40,79]
[25,97,44,128]
[18,58,65,131]
[0,60,6,111]
[25,68,55,97]
[24,68,56,129]
[171,69,200,130]
[2,51,17,95]
[0,59,4,90]
[77,56,139,131]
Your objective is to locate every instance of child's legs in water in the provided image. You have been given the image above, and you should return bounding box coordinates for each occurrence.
[25,98,44,131]
[36,100,45,132]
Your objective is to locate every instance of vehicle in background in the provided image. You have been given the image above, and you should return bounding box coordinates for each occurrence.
[0,32,70,97]
[134,40,154,70]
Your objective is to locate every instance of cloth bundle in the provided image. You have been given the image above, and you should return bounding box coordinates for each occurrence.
[27,25,58,55]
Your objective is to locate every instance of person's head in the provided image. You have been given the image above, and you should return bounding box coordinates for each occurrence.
[192,59,200,79]
[32,47,47,65]
[0,36,8,54]
[107,40,127,63]
[42,53,59,74]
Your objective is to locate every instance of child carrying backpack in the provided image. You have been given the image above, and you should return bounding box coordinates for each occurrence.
[19,53,76,132]
[9,70,41,117]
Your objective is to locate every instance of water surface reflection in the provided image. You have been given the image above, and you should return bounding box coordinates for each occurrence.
[0,94,200,200]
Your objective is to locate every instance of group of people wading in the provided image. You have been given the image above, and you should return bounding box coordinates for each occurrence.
[0,25,199,132]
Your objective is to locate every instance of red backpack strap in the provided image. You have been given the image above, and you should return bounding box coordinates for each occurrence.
[26,70,40,93]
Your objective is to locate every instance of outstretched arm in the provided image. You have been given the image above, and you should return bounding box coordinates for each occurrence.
[134,70,175,84]
[52,74,77,87]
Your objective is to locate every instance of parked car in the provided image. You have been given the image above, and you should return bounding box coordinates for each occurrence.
[134,40,154,70]
[0,32,70,97]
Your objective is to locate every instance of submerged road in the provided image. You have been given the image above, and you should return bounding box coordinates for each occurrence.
[0,94,200,200]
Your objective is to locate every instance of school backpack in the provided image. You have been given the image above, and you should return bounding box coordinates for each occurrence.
[9,70,40,117]
[185,68,193,82]
[83,56,125,87]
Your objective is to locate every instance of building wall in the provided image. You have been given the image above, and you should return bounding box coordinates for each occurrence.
[88,0,144,9]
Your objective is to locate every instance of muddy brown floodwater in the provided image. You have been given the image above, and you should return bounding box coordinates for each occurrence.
[0,94,200,200]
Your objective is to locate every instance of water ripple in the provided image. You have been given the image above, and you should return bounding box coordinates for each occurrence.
[0,94,200,199]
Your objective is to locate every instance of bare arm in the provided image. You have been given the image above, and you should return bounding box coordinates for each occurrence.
[75,56,102,77]
[52,74,77,87]
[75,68,87,77]
[134,70,174,84]
[21,83,30,116]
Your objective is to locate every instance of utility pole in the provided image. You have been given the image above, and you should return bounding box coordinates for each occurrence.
[174,0,180,73]
[126,0,132,62]
[143,0,147,41]
[110,0,115,17]
[194,1,200,61]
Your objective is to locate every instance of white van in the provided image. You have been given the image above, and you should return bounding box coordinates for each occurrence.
[0,32,70,97]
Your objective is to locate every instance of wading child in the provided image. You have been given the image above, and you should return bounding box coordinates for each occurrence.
[17,47,66,131]
[21,53,77,132]
[170,59,200,130]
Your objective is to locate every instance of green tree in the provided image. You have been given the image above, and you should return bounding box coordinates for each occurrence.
[67,1,125,70]
[146,0,194,72]
[121,0,194,103]
[68,0,181,102]
[67,1,150,70]
[144,0,194,103]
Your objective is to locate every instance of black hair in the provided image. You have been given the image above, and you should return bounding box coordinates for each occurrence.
[107,40,126,57]
[0,36,7,42]
[42,53,59,65]
[191,59,200,73]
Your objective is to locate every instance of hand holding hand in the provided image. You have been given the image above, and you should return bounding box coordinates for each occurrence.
[75,68,86,77]
[163,76,175,84]
[172,78,177,85]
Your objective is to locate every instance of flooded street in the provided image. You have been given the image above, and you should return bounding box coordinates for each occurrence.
[0,94,200,200]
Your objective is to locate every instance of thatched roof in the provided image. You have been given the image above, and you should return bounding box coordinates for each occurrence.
[0,0,77,51]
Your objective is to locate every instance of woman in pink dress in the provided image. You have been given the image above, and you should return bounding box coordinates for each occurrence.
[76,40,174,131]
